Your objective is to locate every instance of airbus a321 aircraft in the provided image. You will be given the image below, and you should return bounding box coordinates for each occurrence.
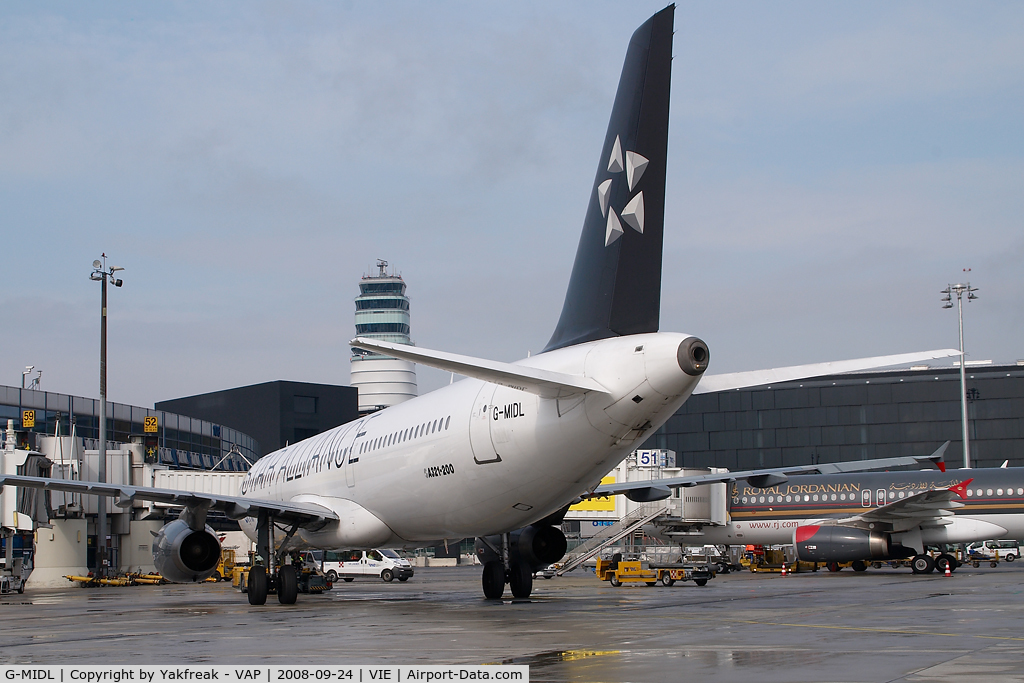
[1,5,958,605]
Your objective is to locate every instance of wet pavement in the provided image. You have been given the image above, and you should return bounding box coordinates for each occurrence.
[2,562,1023,682]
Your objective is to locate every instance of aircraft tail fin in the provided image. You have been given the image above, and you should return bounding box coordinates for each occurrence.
[544,5,674,352]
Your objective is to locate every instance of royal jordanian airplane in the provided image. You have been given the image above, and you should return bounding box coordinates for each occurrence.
[660,445,1024,575]
[0,6,959,605]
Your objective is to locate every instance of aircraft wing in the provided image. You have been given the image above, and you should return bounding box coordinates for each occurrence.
[350,337,609,398]
[834,478,973,532]
[0,474,337,528]
[694,349,961,394]
[587,444,950,503]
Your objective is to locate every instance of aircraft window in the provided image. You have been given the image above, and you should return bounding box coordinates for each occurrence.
[741,497,747,504]
[812,494,818,502]
[432,420,437,433]
[445,416,451,430]
[758,496,765,504]
[830,494,836,501]
[976,489,983,496]
[966,489,973,496]
[1018,488,1023,495]
[997,488,1003,496]
[987,489,993,496]
[767,496,774,503]
[898,491,905,499]
[786,495,792,502]
[805,495,811,502]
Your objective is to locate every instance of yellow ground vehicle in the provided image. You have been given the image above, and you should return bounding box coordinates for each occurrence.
[595,556,712,587]
[211,549,236,582]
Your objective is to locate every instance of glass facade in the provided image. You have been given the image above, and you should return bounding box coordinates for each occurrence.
[1,385,257,470]
[639,364,1024,470]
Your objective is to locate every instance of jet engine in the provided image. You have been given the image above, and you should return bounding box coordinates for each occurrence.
[476,524,568,571]
[153,519,222,583]
[511,524,568,569]
[793,525,892,563]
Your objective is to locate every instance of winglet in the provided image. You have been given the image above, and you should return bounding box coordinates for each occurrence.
[949,478,973,499]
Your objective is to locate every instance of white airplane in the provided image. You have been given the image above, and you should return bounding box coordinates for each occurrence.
[1,5,958,605]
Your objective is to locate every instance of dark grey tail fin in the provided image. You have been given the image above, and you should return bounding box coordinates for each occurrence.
[544,5,674,352]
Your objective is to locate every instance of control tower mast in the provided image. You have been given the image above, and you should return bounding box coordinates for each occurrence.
[350,260,418,413]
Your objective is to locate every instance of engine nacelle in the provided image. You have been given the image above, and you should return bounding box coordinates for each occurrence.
[793,525,891,563]
[153,519,222,583]
[475,525,568,572]
[513,525,568,569]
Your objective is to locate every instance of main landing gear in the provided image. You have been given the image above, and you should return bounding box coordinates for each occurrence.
[476,533,538,600]
[481,559,534,599]
[247,509,303,606]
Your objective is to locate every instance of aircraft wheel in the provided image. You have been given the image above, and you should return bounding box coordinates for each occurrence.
[695,578,708,587]
[508,561,533,598]
[936,554,957,572]
[278,565,298,604]
[911,554,935,574]
[482,561,505,599]
[17,582,25,594]
[326,570,338,583]
[247,566,268,605]
[851,560,867,572]
[827,562,841,573]
[381,569,394,583]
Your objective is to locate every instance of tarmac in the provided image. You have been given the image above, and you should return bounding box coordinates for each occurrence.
[2,562,1023,682]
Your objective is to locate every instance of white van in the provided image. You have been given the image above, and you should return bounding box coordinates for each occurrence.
[967,540,1022,561]
[322,549,414,583]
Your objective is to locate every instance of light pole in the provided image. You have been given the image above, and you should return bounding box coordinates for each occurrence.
[941,278,978,469]
[90,255,124,575]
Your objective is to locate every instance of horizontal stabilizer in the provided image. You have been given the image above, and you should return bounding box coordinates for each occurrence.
[350,338,609,398]
[694,349,961,394]
[589,445,948,499]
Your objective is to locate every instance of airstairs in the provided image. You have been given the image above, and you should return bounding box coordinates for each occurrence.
[556,503,668,575]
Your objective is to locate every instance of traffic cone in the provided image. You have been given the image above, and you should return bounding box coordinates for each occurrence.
[781,563,787,577]
[944,563,952,577]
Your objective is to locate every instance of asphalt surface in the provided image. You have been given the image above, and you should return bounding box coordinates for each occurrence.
[2,562,1023,682]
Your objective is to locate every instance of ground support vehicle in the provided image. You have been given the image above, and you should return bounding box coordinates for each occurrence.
[322,549,414,583]
[967,540,1020,567]
[233,561,330,595]
[211,549,236,581]
[0,557,29,594]
[596,557,713,587]
[740,547,819,573]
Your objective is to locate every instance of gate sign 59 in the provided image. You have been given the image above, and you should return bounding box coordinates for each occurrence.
[22,410,35,428]
[144,416,159,433]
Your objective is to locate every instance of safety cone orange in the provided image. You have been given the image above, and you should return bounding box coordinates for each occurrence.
[944,563,952,577]
[781,563,787,577]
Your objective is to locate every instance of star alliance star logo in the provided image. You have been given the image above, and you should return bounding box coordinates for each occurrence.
[597,135,648,246]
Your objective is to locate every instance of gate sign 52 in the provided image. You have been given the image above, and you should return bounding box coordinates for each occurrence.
[144,416,159,433]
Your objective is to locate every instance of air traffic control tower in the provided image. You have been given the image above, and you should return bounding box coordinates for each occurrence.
[350,260,417,413]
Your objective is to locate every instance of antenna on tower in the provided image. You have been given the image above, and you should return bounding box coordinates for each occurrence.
[377,259,389,277]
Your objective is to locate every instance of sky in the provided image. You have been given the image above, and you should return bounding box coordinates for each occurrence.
[2,1,1022,410]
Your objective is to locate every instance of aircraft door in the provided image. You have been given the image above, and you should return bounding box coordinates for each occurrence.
[876,489,886,507]
[469,384,501,465]
[862,489,871,507]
